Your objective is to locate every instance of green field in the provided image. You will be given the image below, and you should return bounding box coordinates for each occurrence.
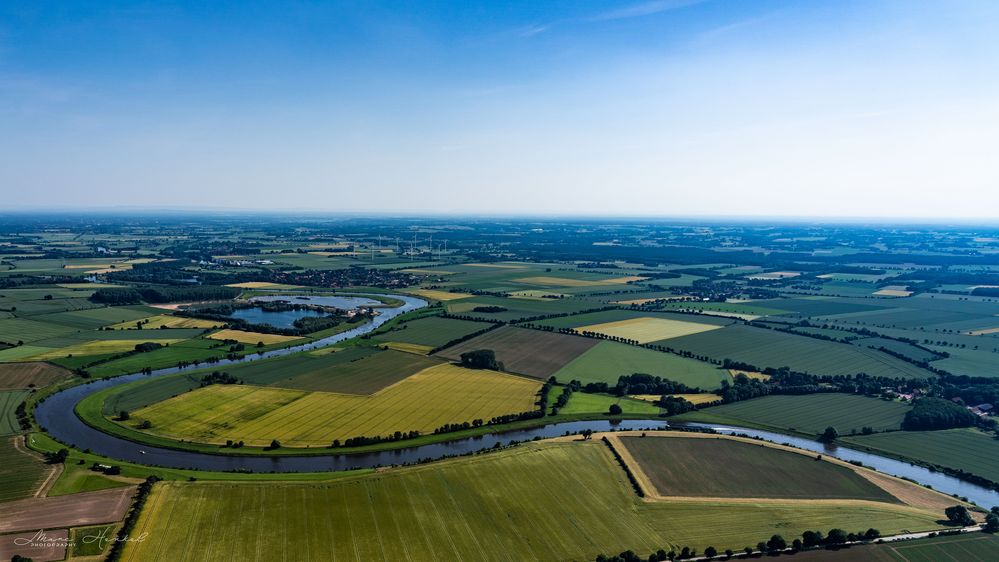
[120,441,945,561]
[560,391,662,416]
[71,524,118,557]
[48,462,133,497]
[619,435,897,501]
[444,295,597,321]
[842,428,999,484]
[0,389,29,435]
[552,340,729,389]
[0,437,47,502]
[372,315,493,347]
[790,533,999,561]
[0,317,77,344]
[662,324,933,378]
[674,394,912,436]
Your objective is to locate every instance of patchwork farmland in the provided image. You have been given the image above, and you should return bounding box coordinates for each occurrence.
[130,364,542,446]
[119,441,947,562]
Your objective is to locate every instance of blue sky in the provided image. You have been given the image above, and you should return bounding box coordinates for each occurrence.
[2,1,998,217]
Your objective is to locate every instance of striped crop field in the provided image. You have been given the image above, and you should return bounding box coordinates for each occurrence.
[119,441,947,562]
[206,329,303,345]
[131,364,541,447]
[109,314,223,329]
[674,393,912,436]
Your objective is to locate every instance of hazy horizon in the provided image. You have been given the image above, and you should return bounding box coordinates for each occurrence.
[2,0,998,218]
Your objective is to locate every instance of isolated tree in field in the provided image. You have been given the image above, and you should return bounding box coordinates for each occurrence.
[608,403,623,415]
[118,410,129,421]
[818,426,838,443]
[724,549,733,558]
[703,546,717,558]
[742,547,753,557]
[268,439,281,450]
[459,349,499,370]
[945,505,975,526]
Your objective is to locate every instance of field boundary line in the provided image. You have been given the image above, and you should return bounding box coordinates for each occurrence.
[13,434,62,497]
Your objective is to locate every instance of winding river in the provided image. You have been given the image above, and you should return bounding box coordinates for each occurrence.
[32,293,999,508]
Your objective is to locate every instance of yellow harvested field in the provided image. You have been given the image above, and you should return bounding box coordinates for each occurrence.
[632,393,721,405]
[729,369,771,381]
[872,287,912,297]
[27,339,184,360]
[576,316,722,344]
[406,288,474,301]
[380,342,434,355]
[206,329,303,345]
[133,363,541,447]
[110,315,222,330]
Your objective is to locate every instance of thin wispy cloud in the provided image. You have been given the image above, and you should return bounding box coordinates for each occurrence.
[589,0,707,22]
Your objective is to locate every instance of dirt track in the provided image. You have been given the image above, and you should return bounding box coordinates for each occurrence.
[0,486,136,534]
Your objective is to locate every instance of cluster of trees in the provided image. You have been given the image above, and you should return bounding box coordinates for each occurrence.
[90,285,240,305]
[14,400,30,431]
[902,397,978,430]
[433,420,483,434]
[45,448,69,464]
[133,341,164,353]
[592,527,883,561]
[459,349,502,370]
[329,430,423,448]
[656,395,696,416]
[550,380,581,415]
[986,507,999,532]
[199,370,241,386]
[582,374,700,397]
[472,305,507,313]
[944,505,975,526]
